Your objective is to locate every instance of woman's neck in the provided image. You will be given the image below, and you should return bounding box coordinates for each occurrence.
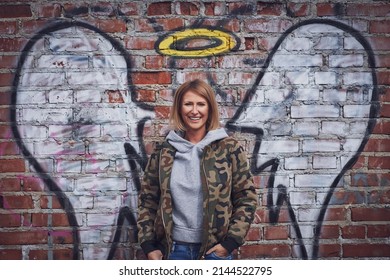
[184,129,207,144]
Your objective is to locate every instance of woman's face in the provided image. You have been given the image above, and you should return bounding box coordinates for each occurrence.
[180,90,209,134]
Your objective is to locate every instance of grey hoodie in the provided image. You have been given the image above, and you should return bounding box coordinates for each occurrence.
[166,128,229,243]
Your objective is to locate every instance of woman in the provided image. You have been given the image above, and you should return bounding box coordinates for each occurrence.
[137,79,257,260]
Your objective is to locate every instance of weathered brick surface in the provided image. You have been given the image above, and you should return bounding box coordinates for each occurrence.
[0,0,389,260]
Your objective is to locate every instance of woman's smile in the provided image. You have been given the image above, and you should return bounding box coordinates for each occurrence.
[180,90,209,137]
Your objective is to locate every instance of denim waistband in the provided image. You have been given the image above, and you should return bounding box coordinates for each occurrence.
[173,240,201,246]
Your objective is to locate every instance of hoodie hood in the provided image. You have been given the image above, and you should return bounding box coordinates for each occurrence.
[166,128,228,153]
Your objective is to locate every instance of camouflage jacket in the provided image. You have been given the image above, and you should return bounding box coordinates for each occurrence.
[137,136,258,259]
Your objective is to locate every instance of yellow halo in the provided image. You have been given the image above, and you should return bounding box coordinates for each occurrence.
[157,28,238,58]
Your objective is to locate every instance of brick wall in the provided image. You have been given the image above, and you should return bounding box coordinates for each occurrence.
[0,0,389,260]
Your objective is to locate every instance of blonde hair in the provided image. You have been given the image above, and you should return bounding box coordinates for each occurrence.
[169,79,220,132]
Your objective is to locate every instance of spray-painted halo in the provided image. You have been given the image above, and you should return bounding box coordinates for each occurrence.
[156,27,239,58]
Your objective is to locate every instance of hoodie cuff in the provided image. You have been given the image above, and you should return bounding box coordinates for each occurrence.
[220,237,240,254]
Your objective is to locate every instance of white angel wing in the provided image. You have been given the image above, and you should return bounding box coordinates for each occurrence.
[12,21,154,259]
[226,19,378,259]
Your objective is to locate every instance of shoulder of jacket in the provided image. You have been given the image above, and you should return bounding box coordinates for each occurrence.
[215,136,240,147]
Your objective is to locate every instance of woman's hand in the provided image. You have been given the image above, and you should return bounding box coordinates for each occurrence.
[206,244,229,258]
[147,250,163,260]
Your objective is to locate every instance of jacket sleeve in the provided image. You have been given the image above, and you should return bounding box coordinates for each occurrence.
[221,141,258,253]
[137,147,161,254]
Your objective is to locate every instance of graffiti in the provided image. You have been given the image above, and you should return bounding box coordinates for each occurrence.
[3,3,380,259]
[156,27,240,57]
[225,19,379,259]
[11,21,153,259]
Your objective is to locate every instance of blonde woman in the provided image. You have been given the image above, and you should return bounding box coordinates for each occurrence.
[137,79,257,260]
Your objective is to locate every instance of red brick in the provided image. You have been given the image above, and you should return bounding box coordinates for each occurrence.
[324,207,347,221]
[63,4,88,17]
[147,2,171,16]
[370,37,390,51]
[29,249,73,260]
[0,231,48,245]
[154,106,171,119]
[91,3,115,17]
[376,54,390,68]
[351,208,390,221]
[132,72,171,85]
[0,159,25,172]
[51,230,74,244]
[0,90,11,105]
[187,18,241,33]
[0,214,21,227]
[0,141,19,156]
[318,225,340,239]
[2,195,33,209]
[125,37,156,50]
[329,190,365,205]
[135,18,184,32]
[246,227,261,241]
[244,19,292,33]
[228,2,254,15]
[106,90,125,103]
[351,173,390,188]
[264,225,289,240]
[346,4,390,16]
[0,249,22,260]
[370,20,390,34]
[0,125,13,140]
[0,5,32,18]
[40,196,63,209]
[245,37,255,50]
[173,58,216,69]
[0,108,9,122]
[287,3,309,17]
[111,247,135,260]
[380,104,390,118]
[0,38,26,52]
[0,178,21,191]
[36,3,62,17]
[145,55,164,69]
[368,190,390,204]
[31,213,70,227]
[118,3,139,16]
[0,73,15,87]
[20,19,50,34]
[364,139,390,152]
[317,244,341,258]
[367,225,390,238]
[378,71,390,85]
[368,156,390,169]
[135,89,156,102]
[239,244,290,259]
[204,2,225,16]
[317,3,345,16]
[341,225,366,239]
[343,243,390,258]
[257,2,283,16]
[351,155,365,169]
[21,176,45,191]
[176,2,199,15]
[91,19,127,33]
[0,55,18,69]
[0,21,17,35]
[373,120,390,134]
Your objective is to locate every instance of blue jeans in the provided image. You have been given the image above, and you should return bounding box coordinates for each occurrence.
[168,241,233,260]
